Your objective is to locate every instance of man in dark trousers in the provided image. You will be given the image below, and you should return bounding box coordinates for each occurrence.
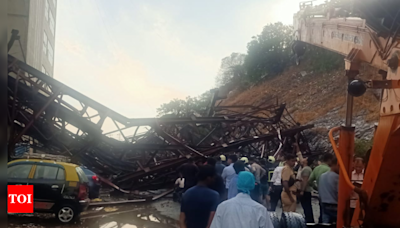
[180,165,219,228]
[309,153,334,223]
[319,157,339,224]
[207,157,226,202]
[215,156,226,176]
[178,158,198,192]
[299,157,314,223]
[268,164,284,211]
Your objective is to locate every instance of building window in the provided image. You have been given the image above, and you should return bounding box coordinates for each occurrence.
[48,42,54,66]
[41,65,49,75]
[49,11,55,35]
[43,31,54,67]
[45,0,49,21]
[43,32,48,55]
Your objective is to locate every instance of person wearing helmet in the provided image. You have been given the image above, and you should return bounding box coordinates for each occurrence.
[268,156,275,164]
[265,156,277,183]
[215,156,226,176]
[220,155,227,166]
[240,157,252,172]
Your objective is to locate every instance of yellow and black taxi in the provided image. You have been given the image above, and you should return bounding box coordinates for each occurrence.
[7,159,90,223]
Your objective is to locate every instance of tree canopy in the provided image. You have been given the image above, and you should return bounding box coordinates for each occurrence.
[156,90,213,118]
[244,22,293,83]
[158,22,344,116]
[215,53,246,86]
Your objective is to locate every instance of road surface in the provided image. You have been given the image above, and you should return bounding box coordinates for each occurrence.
[8,198,321,227]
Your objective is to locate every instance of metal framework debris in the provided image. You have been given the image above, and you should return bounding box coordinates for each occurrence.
[7,54,313,191]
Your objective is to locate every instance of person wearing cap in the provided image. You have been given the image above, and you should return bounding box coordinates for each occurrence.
[215,156,226,176]
[210,171,274,228]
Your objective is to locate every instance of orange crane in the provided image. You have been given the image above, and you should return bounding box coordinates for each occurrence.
[293,1,400,228]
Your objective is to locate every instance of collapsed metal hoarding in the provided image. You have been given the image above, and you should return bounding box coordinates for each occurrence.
[7,54,313,191]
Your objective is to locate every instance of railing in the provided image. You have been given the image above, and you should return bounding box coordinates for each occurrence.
[299,1,313,10]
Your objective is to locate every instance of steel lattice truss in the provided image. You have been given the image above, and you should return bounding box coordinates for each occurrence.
[7,55,313,190]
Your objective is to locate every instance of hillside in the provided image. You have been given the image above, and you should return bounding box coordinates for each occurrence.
[221,60,380,152]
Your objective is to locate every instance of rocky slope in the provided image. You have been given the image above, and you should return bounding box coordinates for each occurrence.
[221,61,381,152]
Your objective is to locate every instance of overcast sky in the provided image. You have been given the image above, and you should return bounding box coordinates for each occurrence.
[54,0,321,118]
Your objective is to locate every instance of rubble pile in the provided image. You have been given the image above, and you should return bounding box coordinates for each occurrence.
[7,55,313,192]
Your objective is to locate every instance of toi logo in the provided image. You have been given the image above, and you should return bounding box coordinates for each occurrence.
[8,185,34,213]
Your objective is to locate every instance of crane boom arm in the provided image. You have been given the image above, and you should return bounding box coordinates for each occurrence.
[294,1,400,228]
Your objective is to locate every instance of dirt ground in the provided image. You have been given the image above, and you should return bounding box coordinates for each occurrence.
[7,197,323,228]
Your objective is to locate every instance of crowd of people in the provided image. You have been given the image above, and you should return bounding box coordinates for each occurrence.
[174,142,366,228]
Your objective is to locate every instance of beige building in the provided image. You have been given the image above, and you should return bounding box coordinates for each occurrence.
[8,0,57,77]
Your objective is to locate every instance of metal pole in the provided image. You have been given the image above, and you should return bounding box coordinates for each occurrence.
[345,93,354,127]
[344,70,358,127]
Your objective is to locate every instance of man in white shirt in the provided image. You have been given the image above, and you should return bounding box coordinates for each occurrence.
[173,174,185,202]
[175,177,185,189]
[221,155,238,191]
[210,171,274,228]
[350,157,364,217]
[351,157,364,183]
[268,165,284,211]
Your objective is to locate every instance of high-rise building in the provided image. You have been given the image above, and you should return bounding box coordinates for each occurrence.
[8,0,57,77]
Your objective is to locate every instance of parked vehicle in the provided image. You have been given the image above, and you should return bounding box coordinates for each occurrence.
[7,159,90,223]
[80,166,101,199]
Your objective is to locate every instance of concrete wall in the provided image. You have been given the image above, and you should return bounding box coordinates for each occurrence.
[8,0,57,77]
[7,0,30,63]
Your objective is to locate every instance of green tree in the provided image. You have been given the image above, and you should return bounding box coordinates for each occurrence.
[354,139,373,158]
[216,53,246,86]
[157,90,213,117]
[244,22,293,82]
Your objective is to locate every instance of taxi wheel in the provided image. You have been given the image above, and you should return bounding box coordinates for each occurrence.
[269,212,281,228]
[56,205,77,223]
[280,212,306,228]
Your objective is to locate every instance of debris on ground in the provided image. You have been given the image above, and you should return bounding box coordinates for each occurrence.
[103,207,118,212]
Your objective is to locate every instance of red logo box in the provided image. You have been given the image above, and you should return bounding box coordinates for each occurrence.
[8,185,34,213]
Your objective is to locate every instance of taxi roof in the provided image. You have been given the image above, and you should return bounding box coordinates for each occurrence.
[9,158,79,168]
